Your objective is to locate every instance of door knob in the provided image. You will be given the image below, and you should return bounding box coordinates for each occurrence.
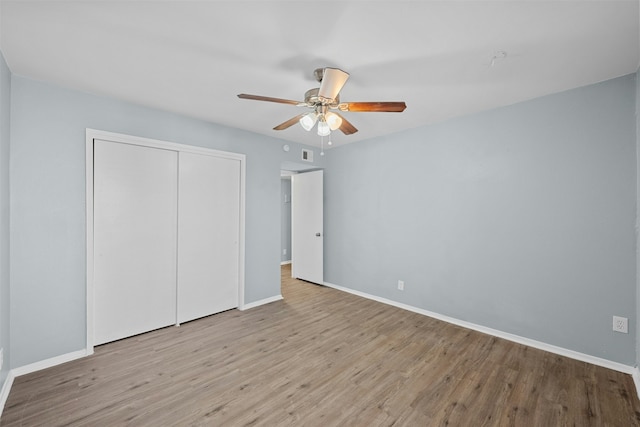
[316,233,321,237]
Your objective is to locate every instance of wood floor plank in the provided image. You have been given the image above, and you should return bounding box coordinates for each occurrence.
[2,264,640,426]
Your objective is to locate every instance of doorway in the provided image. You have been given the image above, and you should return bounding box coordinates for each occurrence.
[280,163,324,290]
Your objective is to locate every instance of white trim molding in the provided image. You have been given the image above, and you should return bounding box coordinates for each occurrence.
[10,349,89,378]
[0,349,90,418]
[0,371,14,418]
[323,281,636,376]
[239,295,283,311]
[632,367,640,399]
[280,260,292,266]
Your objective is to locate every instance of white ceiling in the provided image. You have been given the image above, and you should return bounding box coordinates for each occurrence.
[1,1,638,148]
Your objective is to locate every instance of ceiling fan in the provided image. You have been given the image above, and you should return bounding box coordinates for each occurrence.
[237,67,406,136]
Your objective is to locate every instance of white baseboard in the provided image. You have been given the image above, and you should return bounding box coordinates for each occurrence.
[0,371,15,418]
[0,348,90,419]
[10,349,90,378]
[632,367,640,399]
[323,281,635,375]
[239,294,283,311]
[280,260,292,265]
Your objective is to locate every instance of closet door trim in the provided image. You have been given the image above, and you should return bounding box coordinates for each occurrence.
[85,128,246,354]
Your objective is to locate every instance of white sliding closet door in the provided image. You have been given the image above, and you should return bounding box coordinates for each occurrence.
[93,140,178,345]
[177,152,240,323]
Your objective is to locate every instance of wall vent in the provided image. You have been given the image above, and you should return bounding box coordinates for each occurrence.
[301,149,314,163]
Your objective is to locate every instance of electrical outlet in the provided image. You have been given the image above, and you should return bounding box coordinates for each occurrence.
[397,280,404,291]
[613,316,628,333]
[283,249,287,255]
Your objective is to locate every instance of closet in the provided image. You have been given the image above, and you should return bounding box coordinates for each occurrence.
[89,133,244,346]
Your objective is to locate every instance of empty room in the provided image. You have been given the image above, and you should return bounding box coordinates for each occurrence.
[0,0,640,425]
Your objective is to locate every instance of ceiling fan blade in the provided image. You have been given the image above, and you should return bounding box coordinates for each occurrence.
[335,113,358,135]
[273,114,305,131]
[339,102,407,112]
[238,93,303,106]
[318,68,350,101]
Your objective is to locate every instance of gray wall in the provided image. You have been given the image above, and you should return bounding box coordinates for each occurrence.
[324,74,637,365]
[281,178,292,263]
[3,67,639,369]
[9,75,324,368]
[637,69,640,369]
[0,51,11,383]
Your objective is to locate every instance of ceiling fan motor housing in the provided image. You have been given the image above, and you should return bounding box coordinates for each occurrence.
[304,88,339,107]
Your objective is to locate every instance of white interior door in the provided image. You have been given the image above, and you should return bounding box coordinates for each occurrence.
[93,140,178,345]
[177,152,240,323]
[292,170,323,284]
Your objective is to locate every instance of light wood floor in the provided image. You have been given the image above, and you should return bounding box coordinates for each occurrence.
[2,264,640,426]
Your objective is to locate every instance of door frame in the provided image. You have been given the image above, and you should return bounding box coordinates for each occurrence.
[85,128,246,354]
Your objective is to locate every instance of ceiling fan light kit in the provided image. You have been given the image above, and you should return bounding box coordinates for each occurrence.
[238,67,407,143]
[317,120,330,137]
[299,113,317,131]
[325,112,342,131]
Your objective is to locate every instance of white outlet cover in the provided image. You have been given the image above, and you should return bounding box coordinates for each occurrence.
[613,316,628,333]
